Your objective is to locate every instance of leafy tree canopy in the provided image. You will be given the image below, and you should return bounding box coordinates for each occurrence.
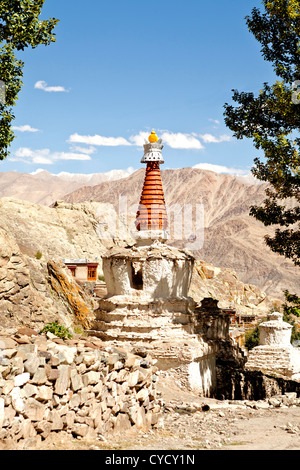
[224,0,300,266]
[0,0,58,159]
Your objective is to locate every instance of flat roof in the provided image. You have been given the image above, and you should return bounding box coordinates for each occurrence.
[62,258,98,265]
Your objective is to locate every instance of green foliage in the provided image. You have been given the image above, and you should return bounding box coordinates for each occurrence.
[245,324,261,350]
[98,274,105,281]
[40,321,73,340]
[35,250,42,259]
[224,1,300,266]
[283,289,300,343]
[0,0,59,159]
[284,289,300,316]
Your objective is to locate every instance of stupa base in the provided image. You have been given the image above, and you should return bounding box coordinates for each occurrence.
[134,230,169,246]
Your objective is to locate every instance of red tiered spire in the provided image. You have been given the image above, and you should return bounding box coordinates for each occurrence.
[135,131,168,233]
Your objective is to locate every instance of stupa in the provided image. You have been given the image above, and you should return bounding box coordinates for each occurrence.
[135,130,168,244]
[90,131,243,395]
[245,312,300,380]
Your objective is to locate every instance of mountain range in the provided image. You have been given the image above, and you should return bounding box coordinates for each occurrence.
[61,167,299,299]
[0,168,133,206]
[0,166,298,300]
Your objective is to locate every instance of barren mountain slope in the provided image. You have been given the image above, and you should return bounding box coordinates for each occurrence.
[62,167,300,298]
[0,169,132,206]
[0,171,84,205]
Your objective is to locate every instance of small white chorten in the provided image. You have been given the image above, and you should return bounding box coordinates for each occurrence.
[245,312,300,380]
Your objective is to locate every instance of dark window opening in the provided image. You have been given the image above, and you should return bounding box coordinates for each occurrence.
[68,267,76,277]
[129,262,143,290]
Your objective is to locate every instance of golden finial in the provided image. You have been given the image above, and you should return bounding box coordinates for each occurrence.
[148,130,158,143]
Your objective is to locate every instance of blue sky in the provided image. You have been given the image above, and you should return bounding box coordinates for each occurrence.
[1,0,276,176]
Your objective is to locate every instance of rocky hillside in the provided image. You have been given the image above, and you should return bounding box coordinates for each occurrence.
[190,260,280,318]
[0,197,120,330]
[62,167,300,299]
[0,197,279,330]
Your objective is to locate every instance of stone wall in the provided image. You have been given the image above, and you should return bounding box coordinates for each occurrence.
[0,228,60,330]
[0,329,162,448]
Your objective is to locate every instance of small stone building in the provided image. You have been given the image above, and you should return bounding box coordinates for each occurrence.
[62,259,99,283]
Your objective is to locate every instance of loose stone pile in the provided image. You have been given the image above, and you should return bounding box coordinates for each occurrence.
[0,328,162,448]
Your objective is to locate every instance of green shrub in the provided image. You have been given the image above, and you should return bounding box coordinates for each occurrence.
[283,291,300,344]
[40,321,73,340]
[283,290,300,317]
[245,324,261,351]
[35,251,42,260]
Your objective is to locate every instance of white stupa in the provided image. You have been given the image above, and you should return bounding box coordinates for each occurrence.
[245,312,300,380]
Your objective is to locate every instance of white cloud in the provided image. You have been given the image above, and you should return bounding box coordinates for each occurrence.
[199,133,232,144]
[12,124,40,133]
[236,174,261,185]
[11,147,91,165]
[69,130,205,150]
[125,166,136,174]
[129,131,149,147]
[193,163,262,184]
[67,129,231,151]
[160,132,204,150]
[34,80,69,93]
[13,147,52,165]
[208,118,220,125]
[69,145,97,155]
[69,133,131,147]
[192,162,249,176]
[52,152,91,161]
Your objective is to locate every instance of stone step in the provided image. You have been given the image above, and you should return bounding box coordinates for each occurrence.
[91,319,158,334]
[88,329,160,342]
[93,311,193,331]
[94,310,128,322]
[89,321,197,343]
[91,317,193,333]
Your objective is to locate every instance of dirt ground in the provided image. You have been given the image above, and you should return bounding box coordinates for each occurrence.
[108,375,300,451]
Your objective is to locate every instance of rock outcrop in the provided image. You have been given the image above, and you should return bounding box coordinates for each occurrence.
[0,197,132,330]
[0,228,95,331]
[190,260,281,318]
[47,261,95,330]
[0,227,59,329]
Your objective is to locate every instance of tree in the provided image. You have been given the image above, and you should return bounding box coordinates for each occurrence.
[0,0,58,159]
[283,290,300,316]
[283,290,300,342]
[224,0,300,266]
